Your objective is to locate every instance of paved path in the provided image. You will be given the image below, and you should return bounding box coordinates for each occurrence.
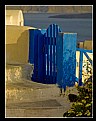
[6,79,78,118]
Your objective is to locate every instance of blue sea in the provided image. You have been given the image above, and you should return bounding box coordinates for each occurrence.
[24,13,92,42]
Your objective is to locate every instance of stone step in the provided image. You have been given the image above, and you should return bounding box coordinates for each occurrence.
[6,64,34,83]
[6,80,74,117]
[6,100,71,117]
[6,79,60,104]
[5,64,79,117]
[6,79,78,104]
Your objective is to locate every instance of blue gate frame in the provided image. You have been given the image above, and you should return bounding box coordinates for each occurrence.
[43,24,62,84]
[56,32,77,90]
[30,24,62,84]
[29,24,78,90]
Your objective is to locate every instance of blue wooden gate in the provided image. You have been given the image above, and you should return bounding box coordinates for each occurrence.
[29,24,77,91]
[31,24,62,84]
[56,32,77,90]
[43,24,62,83]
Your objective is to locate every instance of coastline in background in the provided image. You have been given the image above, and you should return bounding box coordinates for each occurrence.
[24,13,92,42]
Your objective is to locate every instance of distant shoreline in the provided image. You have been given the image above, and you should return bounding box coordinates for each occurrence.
[48,13,92,19]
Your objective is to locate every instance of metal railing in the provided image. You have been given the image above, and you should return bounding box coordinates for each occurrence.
[76,48,93,86]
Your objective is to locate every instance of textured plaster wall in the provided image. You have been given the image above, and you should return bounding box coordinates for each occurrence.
[6,25,36,64]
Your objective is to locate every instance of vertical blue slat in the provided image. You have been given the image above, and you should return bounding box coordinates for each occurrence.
[43,36,46,83]
[47,29,50,83]
[29,29,35,64]
[45,37,47,79]
[56,33,63,88]
[54,24,56,83]
[50,26,52,83]
[79,51,83,86]
[32,30,39,81]
[53,24,56,83]
[38,31,44,82]
[53,37,55,83]
[55,38,57,83]
[35,29,46,83]
[46,37,49,83]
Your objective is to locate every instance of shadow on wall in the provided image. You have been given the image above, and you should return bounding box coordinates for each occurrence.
[6,28,29,64]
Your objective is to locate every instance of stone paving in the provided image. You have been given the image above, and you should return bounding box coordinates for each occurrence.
[6,80,79,118]
[5,64,78,118]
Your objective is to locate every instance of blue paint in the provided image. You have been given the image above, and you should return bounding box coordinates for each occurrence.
[76,47,93,85]
[78,50,83,86]
[31,24,61,84]
[41,24,62,84]
[83,52,92,65]
[31,24,93,89]
[76,48,92,53]
[46,37,49,82]
[38,32,44,82]
[63,33,77,87]
[56,33,77,90]
[53,38,56,83]
[41,29,46,34]
[29,29,35,64]
[56,33,63,87]
[32,29,39,81]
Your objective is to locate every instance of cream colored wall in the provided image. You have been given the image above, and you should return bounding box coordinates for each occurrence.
[6,25,36,64]
[76,51,93,83]
[6,10,24,26]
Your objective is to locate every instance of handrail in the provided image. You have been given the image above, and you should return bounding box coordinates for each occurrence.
[76,48,93,53]
[76,48,93,86]
[83,52,92,65]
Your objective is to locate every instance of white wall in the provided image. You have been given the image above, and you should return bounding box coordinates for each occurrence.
[76,51,93,83]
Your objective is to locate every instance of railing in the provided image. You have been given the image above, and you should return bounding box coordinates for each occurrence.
[76,48,93,86]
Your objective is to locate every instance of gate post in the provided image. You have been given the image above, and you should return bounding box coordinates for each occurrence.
[38,29,46,82]
[56,32,77,90]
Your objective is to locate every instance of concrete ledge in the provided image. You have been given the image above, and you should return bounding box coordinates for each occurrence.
[6,64,34,83]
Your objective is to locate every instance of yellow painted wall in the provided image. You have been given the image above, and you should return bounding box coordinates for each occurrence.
[84,40,92,50]
[78,40,92,50]
[79,42,84,48]
[6,25,36,64]
[6,10,24,26]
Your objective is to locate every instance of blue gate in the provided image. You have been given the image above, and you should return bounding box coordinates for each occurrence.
[31,24,62,84]
[29,24,77,91]
[43,24,62,83]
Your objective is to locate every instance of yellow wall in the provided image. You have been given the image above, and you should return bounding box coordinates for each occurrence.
[6,25,36,64]
[84,40,92,50]
[79,42,84,48]
[6,10,24,26]
[78,40,92,50]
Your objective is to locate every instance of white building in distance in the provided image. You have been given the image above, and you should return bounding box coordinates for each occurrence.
[5,10,24,26]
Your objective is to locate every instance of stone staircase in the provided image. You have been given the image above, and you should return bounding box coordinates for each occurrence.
[6,63,34,83]
[5,63,78,117]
